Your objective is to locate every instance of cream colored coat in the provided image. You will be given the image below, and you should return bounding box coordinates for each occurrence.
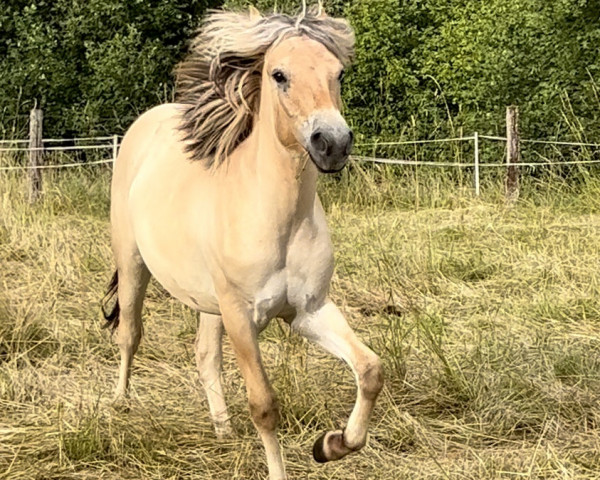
[107,32,383,480]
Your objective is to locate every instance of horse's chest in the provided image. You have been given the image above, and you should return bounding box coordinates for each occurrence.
[251,235,334,327]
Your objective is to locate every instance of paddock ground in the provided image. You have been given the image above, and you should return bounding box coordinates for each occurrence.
[2,165,600,479]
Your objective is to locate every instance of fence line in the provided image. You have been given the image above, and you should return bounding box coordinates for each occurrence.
[0,159,114,171]
[41,135,117,143]
[3,136,599,170]
[479,134,600,148]
[484,159,600,167]
[355,157,600,168]
[3,134,598,151]
[3,103,600,201]
[352,156,475,167]
[522,139,600,147]
[355,136,474,147]
[0,135,118,145]
[0,139,30,144]
[478,135,506,142]
[0,144,114,152]
[7,155,599,172]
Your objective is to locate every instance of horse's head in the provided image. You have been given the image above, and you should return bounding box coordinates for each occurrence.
[263,34,353,173]
[176,10,354,171]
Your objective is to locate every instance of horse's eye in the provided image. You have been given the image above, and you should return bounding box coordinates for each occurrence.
[272,70,288,85]
[338,69,345,82]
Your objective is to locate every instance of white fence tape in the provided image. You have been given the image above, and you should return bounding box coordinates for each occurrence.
[0,144,113,152]
[352,156,475,167]
[0,159,113,171]
[355,136,474,147]
[2,135,600,197]
[0,135,119,145]
[479,135,600,148]
[354,156,600,168]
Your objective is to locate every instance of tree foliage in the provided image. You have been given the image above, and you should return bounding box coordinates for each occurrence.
[0,0,220,137]
[2,0,600,141]
[227,0,600,141]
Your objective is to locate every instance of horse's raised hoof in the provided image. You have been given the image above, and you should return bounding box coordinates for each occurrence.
[312,431,330,463]
[312,429,359,463]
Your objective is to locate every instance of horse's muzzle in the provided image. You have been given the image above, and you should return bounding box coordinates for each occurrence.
[307,125,353,173]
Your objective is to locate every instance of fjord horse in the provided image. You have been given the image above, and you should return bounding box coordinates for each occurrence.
[103,8,383,479]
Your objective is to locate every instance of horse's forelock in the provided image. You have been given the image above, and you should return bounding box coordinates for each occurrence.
[175,9,355,169]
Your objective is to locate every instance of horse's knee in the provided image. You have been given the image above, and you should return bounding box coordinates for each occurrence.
[249,394,280,431]
[359,355,384,401]
[195,341,215,366]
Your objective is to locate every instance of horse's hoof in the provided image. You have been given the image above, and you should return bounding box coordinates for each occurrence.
[215,425,235,441]
[110,395,132,413]
[312,431,329,463]
[312,430,353,463]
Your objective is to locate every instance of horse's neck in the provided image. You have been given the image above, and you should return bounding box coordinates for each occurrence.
[228,124,319,224]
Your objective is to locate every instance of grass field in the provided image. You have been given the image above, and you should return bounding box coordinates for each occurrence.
[2,162,600,479]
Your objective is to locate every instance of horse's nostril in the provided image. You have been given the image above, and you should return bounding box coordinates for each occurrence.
[345,130,354,155]
[311,130,328,154]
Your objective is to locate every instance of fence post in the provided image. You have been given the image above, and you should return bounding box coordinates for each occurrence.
[28,107,43,203]
[505,105,520,202]
[112,135,119,163]
[473,131,480,196]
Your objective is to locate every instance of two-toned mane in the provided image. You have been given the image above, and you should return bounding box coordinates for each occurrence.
[175,10,355,168]
[103,7,382,480]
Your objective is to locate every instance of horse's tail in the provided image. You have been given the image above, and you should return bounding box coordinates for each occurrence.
[101,270,120,331]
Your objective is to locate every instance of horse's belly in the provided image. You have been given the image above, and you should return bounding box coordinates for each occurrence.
[138,233,220,313]
[129,193,220,314]
[151,260,219,314]
[125,134,221,314]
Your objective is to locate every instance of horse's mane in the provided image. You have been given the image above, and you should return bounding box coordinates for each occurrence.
[175,9,355,168]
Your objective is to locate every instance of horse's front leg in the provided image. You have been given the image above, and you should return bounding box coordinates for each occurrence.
[219,296,286,480]
[292,300,384,463]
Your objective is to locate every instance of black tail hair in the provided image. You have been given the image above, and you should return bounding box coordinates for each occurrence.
[101,270,120,331]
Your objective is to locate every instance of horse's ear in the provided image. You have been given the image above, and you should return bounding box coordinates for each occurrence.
[308,3,327,17]
[248,5,261,20]
[317,1,327,17]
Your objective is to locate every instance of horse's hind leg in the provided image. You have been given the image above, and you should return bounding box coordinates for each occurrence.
[113,254,150,400]
[195,313,233,439]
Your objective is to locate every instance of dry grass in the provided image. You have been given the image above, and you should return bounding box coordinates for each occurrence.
[2,162,600,479]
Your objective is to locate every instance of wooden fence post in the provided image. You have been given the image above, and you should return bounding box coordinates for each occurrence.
[28,107,43,203]
[505,105,520,202]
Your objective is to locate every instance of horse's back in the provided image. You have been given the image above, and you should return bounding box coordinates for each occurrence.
[110,103,186,252]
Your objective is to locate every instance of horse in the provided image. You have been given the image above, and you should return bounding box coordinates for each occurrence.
[102,7,383,480]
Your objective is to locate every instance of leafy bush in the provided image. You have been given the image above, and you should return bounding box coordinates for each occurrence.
[2,0,599,145]
[0,0,220,138]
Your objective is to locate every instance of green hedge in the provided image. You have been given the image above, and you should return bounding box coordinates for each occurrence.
[2,0,599,145]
